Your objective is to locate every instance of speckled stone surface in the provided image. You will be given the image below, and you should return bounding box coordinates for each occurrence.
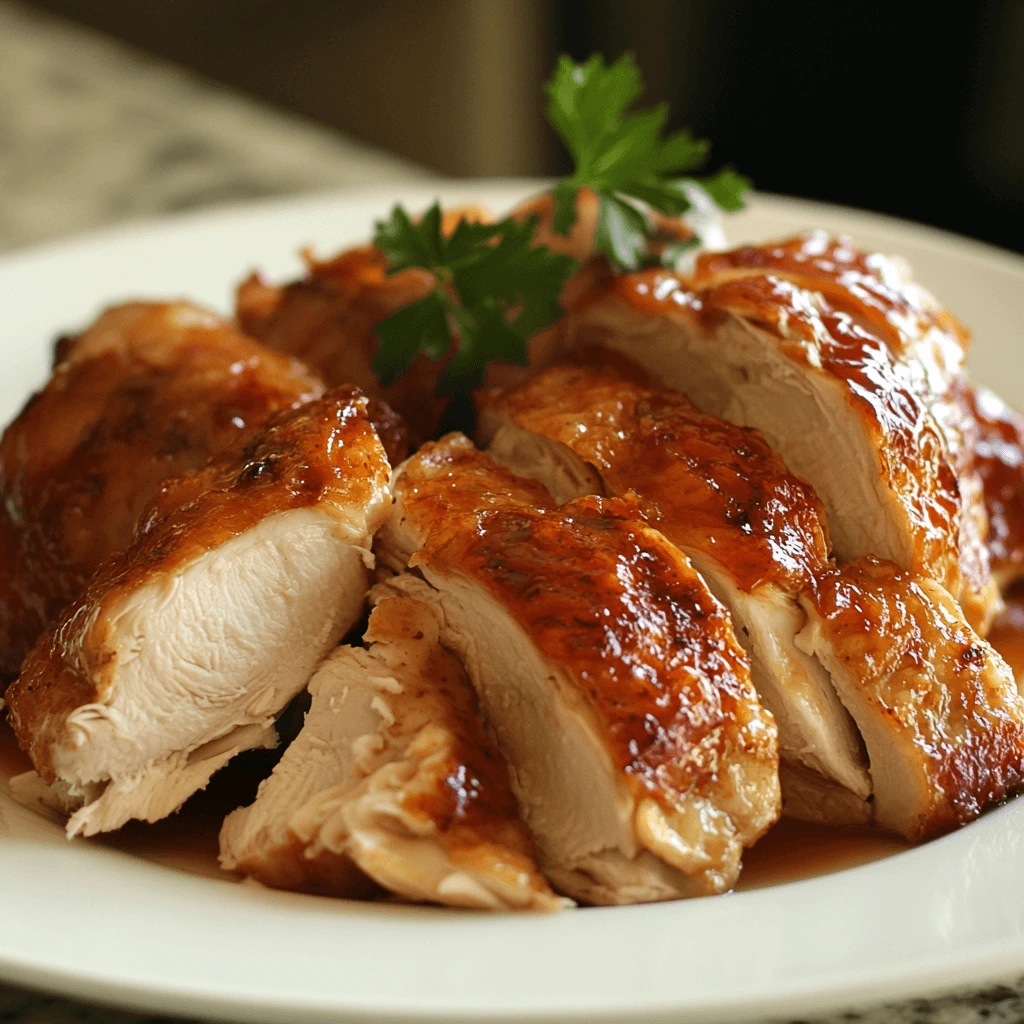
[1,2,1023,1022]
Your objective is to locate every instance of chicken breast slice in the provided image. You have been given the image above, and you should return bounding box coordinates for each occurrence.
[479,358,870,822]
[5,387,391,837]
[0,301,325,681]
[378,453,780,904]
[958,383,1024,591]
[561,233,989,623]
[375,432,555,576]
[236,206,493,448]
[220,595,567,910]
[796,556,1024,839]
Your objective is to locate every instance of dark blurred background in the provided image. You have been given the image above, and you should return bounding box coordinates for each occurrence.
[23,0,1024,252]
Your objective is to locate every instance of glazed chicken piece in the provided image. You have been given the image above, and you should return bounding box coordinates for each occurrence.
[220,595,567,910]
[377,445,780,904]
[480,358,871,823]
[561,232,996,628]
[236,206,493,448]
[0,301,325,681]
[797,557,1024,839]
[5,388,390,837]
[375,432,555,575]
[957,383,1024,590]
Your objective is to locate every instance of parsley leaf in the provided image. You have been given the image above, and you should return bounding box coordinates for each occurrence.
[545,53,751,270]
[372,203,578,427]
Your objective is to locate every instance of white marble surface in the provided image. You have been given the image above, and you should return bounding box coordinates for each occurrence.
[2,2,1024,1022]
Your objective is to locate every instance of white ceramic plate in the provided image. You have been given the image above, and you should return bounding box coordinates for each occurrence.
[3,182,1024,1024]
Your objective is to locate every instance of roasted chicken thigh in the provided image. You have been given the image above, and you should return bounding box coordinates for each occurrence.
[5,387,390,836]
[0,301,324,680]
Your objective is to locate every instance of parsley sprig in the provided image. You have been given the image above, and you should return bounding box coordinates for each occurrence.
[372,203,577,428]
[546,53,751,270]
[371,52,750,427]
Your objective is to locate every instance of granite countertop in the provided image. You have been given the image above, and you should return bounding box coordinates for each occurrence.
[1,2,1022,1022]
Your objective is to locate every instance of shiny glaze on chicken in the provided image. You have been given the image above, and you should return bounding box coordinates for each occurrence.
[0,302,324,680]
[483,358,831,593]
[235,207,494,448]
[597,239,965,603]
[413,494,778,824]
[959,383,1024,587]
[800,556,1024,839]
[7,386,389,779]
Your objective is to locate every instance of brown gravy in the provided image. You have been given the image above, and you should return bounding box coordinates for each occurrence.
[3,611,1024,899]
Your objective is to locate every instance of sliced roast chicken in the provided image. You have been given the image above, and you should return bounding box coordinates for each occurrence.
[480,358,871,824]
[376,438,780,904]
[798,557,1024,838]
[481,358,1024,835]
[957,383,1024,590]
[4,387,391,837]
[558,232,998,631]
[0,301,325,681]
[220,594,566,910]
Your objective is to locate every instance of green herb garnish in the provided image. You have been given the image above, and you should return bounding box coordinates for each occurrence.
[545,53,750,270]
[372,203,577,429]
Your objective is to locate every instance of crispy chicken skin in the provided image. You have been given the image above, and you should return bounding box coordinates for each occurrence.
[797,557,1024,839]
[480,358,871,819]
[375,432,554,575]
[378,446,780,904]
[0,301,325,681]
[958,383,1024,589]
[220,595,566,910]
[235,206,492,448]
[5,387,391,836]
[562,233,994,625]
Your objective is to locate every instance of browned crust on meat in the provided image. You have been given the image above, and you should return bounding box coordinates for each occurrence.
[806,556,1024,838]
[595,240,963,597]
[393,432,554,518]
[6,387,389,777]
[236,247,449,448]
[958,383,1024,588]
[412,494,778,819]
[484,358,832,592]
[0,302,324,680]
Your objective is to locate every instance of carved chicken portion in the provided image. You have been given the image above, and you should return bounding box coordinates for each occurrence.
[958,383,1024,590]
[480,359,871,821]
[5,388,391,837]
[562,233,989,622]
[797,557,1024,839]
[236,207,492,448]
[378,449,780,904]
[220,595,566,911]
[0,301,325,680]
[375,432,554,575]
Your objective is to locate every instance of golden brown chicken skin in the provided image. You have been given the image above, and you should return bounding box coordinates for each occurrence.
[571,235,974,616]
[480,359,870,821]
[375,432,554,575]
[0,301,324,680]
[417,495,776,810]
[482,358,831,592]
[957,383,1024,589]
[7,386,391,833]
[798,556,1024,839]
[379,457,780,902]
[695,233,994,628]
